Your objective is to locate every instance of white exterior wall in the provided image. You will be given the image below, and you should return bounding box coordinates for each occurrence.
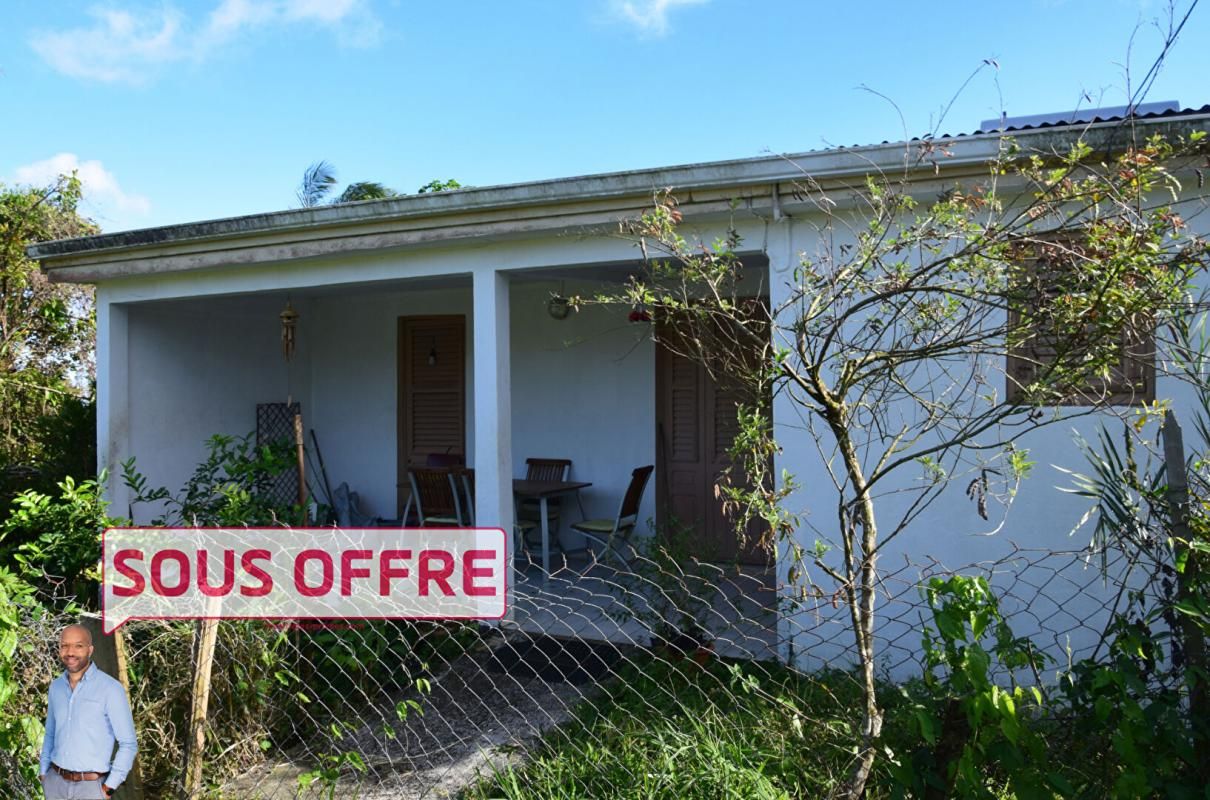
[308,278,656,541]
[772,197,1210,676]
[508,280,657,547]
[121,294,311,522]
[308,285,472,518]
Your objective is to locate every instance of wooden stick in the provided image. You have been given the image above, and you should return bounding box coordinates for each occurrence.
[294,411,307,525]
[183,603,221,799]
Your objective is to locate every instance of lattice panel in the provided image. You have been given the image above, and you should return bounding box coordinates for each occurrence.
[256,402,300,508]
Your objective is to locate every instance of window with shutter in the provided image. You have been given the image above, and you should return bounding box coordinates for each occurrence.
[1005,234,1155,406]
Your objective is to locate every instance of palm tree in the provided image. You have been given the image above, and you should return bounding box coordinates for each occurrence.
[296,160,339,207]
[296,161,462,207]
[296,161,399,207]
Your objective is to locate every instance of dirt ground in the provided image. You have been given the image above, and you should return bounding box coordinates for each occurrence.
[221,629,630,799]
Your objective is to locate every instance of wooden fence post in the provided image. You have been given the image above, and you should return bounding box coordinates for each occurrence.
[182,601,221,799]
[1161,411,1208,755]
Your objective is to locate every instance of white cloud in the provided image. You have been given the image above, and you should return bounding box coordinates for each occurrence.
[30,1,381,84]
[11,153,152,218]
[281,0,363,25]
[610,0,709,37]
[30,7,184,84]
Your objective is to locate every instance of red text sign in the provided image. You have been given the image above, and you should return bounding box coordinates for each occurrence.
[102,527,508,633]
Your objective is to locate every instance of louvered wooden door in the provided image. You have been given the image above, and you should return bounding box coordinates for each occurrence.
[397,316,466,515]
[656,343,770,565]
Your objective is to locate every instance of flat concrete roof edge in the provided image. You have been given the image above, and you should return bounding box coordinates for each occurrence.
[29,112,1210,264]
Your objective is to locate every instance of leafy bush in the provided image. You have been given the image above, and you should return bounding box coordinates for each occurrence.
[891,575,1056,799]
[0,568,47,795]
[0,393,96,516]
[26,394,97,492]
[123,432,302,527]
[0,475,117,610]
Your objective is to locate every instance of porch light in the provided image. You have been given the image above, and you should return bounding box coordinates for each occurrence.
[428,337,438,366]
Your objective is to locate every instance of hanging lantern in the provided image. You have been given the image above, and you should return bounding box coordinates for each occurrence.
[547,295,570,320]
[547,281,571,320]
[280,301,299,361]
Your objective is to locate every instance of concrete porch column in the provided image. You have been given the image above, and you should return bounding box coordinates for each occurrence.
[471,267,515,546]
[96,292,132,520]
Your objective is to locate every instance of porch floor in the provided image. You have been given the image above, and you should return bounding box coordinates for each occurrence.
[504,553,781,662]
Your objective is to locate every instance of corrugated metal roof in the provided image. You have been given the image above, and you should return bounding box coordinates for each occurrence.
[756,104,1210,155]
[962,103,1210,137]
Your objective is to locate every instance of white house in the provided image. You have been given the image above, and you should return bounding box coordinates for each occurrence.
[32,104,1210,670]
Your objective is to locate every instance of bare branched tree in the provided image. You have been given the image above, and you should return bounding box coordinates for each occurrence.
[587,110,1209,795]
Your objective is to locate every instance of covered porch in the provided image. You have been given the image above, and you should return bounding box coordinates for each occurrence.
[101,262,662,541]
[98,235,775,558]
[40,170,796,658]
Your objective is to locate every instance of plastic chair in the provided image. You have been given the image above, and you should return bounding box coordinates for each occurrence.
[570,465,654,564]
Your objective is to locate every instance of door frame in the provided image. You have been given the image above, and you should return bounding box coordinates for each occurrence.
[654,315,772,566]
[396,315,466,516]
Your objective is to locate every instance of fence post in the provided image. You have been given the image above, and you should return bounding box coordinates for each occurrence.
[182,614,220,799]
[78,614,145,800]
[1161,411,1207,752]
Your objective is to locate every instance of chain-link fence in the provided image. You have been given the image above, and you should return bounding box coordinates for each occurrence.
[9,540,1173,799]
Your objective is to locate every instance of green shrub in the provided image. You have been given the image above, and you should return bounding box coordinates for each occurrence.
[1057,604,1203,798]
[121,619,297,796]
[123,432,301,527]
[890,575,1057,799]
[0,569,43,793]
[0,475,117,610]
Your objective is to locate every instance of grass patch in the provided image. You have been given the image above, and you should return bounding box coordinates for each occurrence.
[468,653,895,799]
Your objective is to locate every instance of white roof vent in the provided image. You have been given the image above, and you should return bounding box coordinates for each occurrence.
[981,100,1180,132]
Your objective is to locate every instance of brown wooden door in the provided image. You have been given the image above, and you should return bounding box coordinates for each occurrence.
[656,342,771,565]
[397,316,466,514]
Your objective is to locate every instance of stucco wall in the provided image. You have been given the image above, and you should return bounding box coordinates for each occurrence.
[124,294,311,522]
[101,175,1206,677]
[771,196,1210,675]
[307,278,656,544]
[507,280,657,547]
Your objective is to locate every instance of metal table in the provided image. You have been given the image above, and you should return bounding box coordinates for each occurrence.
[513,479,591,577]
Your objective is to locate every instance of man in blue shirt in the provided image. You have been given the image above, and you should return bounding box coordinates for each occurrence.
[40,624,138,799]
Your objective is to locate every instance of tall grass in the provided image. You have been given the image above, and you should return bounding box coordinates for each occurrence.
[469,655,894,799]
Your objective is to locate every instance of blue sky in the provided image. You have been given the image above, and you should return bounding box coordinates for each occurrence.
[2,0,1207,233]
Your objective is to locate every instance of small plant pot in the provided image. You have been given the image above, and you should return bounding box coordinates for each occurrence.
[691,642,715,666]
[656,631,715,667]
